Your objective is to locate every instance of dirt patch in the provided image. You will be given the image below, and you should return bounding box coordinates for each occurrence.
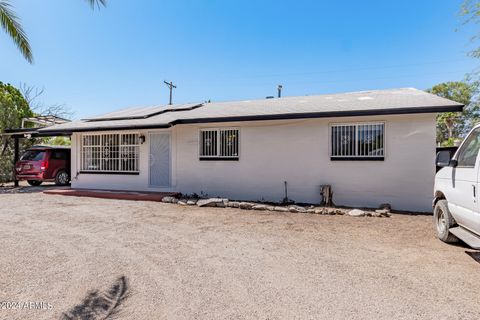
[0,181,60,194]
[0,193,479,319]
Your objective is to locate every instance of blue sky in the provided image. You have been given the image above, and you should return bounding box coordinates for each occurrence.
[1,0,478,119]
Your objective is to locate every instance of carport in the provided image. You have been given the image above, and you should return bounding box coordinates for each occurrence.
[2,116,71,187]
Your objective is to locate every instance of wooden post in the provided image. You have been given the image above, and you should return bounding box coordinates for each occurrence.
[320,185,333,207]
[13,137,19,187]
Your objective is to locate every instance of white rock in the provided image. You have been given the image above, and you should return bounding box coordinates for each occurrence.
[162,196,178,203]
[274,206,289,212]
[373,209,391,217]
[347,209,365,217]
[187,199,197,205]
[227,201,240,208]
[288,205,307,213]
[197,198,223,207]
[324,208,337,215]
[178,200,187,206]
[266,206,275,211]
[306,209,315,214]
[252,204,268,210]
[239,202,254,210]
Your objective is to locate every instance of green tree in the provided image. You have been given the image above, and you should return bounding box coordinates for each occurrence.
[427,81,480,146]
[461,0,480,59]
[0,81,34,182]
[0,0,106,63]
[0,81,32,131]
[45,136,71,147]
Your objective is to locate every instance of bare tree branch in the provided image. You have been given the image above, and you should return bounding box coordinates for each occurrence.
[19,83,74,120]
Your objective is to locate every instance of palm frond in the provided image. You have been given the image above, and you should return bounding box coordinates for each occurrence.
[85,0,107,10]
[0,0,32,63]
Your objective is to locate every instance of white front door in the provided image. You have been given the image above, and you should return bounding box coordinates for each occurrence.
[448,127,480,234]
[149,133,171,188]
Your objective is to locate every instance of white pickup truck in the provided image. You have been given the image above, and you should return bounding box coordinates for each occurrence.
[434,124,480,248]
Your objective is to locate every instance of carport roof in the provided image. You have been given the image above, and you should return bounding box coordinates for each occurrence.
[38,88,463,133]
[3,127,72,138]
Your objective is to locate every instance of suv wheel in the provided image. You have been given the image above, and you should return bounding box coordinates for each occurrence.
[434,199,458,243]
[55,170,70,186]
[27,180,42,186]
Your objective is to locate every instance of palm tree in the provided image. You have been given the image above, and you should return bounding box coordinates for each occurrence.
[0,0,106,64]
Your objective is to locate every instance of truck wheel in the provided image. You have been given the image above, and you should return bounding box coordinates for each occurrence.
[55,170,70,186]
[434,200,458,243]
[27,180,42,186]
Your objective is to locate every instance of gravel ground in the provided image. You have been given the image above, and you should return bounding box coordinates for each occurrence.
[0,191,479,320]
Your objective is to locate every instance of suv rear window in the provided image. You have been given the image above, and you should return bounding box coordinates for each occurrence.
[20,150,46,161]
[51,150,67,160]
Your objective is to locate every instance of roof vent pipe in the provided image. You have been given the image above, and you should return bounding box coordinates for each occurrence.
[277,85,283,98]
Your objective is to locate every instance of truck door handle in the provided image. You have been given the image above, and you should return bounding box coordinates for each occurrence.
[473,185,476,200]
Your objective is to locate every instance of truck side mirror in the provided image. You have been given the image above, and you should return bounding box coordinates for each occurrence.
[436,150,453,168]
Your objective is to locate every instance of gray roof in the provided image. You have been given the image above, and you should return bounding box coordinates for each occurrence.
[40,88,463,133]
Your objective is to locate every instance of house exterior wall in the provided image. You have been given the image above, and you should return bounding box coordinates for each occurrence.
[70,128,176,192]
[71,113,436,212]
[174,114,436,212]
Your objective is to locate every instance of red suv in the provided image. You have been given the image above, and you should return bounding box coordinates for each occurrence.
[15,146,71,186]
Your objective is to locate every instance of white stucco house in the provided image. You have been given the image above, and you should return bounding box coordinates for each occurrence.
[40,88,463,212]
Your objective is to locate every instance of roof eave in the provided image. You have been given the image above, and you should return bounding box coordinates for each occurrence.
[37,104,464,133]
[173,104,464,125]
[39,123,172,134]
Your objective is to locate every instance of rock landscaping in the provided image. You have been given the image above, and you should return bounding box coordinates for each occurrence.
[161,196,392,217]
[347,209,365,217]
[161,196,178,204]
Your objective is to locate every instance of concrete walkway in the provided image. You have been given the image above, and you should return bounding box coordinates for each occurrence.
[44,188,179,201]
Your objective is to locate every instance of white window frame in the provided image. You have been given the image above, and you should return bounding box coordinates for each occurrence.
[199,128,240,160]
[80,132,141,173]
[329,121,386,160]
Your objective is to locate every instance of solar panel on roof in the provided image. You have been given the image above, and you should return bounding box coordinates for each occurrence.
[83,103,203,122]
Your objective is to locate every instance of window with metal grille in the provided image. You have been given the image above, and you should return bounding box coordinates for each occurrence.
[199,129,239,160]
[81,133,140,173]
[331,122,385,160]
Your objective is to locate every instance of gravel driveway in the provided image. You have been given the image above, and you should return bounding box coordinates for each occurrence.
[0,192,479,319]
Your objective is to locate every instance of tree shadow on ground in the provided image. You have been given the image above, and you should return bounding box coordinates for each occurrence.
[61,276,130,320]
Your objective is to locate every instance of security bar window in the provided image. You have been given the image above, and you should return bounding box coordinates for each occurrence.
[200,128,239,160]
[81,133,140,173]
[331,123,385,160]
